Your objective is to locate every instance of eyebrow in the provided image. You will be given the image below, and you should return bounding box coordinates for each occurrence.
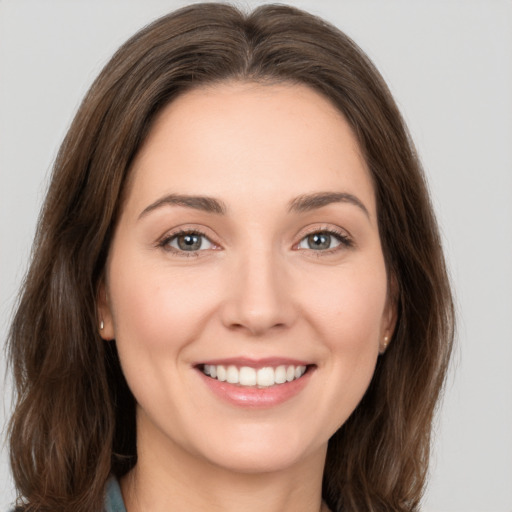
[287,192,370,218]
[138,191,369,219]
[138,194,228,219]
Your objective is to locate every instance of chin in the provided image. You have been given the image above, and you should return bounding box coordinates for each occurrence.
[205,447,316,475]
[190,425,327,475]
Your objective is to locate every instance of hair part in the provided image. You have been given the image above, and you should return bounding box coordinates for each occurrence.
[8,3,454,511]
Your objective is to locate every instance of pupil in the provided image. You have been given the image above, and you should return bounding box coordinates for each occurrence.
[178,234,201,251]
[308,233,330,250]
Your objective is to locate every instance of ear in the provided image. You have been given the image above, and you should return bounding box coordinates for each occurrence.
[97,279,115,340]
[379,273,398,354]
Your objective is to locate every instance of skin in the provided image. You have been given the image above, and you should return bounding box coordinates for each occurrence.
[99,82,395,512]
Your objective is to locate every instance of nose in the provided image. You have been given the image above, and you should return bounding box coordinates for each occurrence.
[220,247,297,336]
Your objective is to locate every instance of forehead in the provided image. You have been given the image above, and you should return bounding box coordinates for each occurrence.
[125,81,375,217]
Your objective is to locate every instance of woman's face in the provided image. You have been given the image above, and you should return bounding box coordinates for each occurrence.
[100,82,395,474]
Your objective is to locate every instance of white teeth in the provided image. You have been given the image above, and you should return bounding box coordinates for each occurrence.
[226,365,238,384]
[257,367,275,387]
[295,365,306,379]
[275,365,287,384]
[239,366,257,386]
[217,365,227,382]
[201,363,308,387]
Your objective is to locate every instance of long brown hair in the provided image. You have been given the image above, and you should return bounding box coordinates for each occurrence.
[7,3,454,511]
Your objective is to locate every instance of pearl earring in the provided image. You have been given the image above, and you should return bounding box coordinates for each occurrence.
[381,336,389,353]
[100,320,104,330]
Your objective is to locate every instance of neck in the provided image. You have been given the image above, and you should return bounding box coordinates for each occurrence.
[121,417,329,512]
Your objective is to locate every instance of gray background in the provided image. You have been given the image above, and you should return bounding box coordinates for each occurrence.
[1,1,511,510]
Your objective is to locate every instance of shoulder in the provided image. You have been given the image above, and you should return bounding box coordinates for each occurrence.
[5,477,126,512]
[104,476,127,512]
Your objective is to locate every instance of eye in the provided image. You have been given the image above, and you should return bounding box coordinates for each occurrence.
[162,230,214,253]
[297,230,351,251]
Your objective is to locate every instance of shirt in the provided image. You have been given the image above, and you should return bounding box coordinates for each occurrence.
[7,478,127,512]
[104,477,127,512]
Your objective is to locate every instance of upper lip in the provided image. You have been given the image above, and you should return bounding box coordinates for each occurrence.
[194,357,313,369]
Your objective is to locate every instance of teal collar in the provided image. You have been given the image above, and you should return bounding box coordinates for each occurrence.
[104,476,127,512]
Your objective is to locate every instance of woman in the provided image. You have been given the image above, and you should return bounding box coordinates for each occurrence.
[7,3,454,511]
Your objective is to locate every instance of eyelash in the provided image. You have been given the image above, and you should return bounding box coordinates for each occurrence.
[297,227,354,255]
[158,229,212,258]
[158,227,353,257]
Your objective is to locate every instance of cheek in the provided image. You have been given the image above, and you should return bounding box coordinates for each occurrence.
[300,265,387,432]
[105,258,218,418]
[107,256,221,355]
[301,261,388,379]
[308,262,387,329]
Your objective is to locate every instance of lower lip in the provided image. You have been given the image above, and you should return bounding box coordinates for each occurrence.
[197,368,313,408]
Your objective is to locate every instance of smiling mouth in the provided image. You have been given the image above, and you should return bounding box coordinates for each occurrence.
[199,364,310,388]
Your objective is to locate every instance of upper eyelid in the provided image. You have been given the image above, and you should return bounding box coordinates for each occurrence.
[295,228,353,249]
[159,225,350,240]
[295,224,352,241]
[158,225,215,242]
[160,229,214,247]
